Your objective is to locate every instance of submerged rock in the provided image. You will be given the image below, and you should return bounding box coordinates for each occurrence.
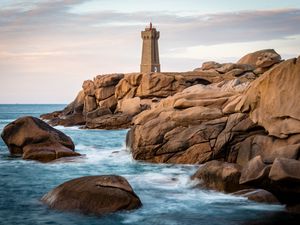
[1,116,80,162]
[192,160,245,193]
[41,175,142,215]
[233,189,280,204]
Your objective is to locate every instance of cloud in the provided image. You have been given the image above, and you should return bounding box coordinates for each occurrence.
[1,2,299,44]
[0,0,299,103]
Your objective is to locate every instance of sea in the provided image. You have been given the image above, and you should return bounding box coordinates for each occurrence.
[0,104,299,225]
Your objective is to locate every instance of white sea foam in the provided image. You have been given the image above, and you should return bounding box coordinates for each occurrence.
[54,125,81,130]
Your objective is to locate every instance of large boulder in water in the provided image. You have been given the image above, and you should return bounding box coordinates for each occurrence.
[232,189,280,204]
[41,175,142,215]
[1,116,79,162]
[192,160,245,193]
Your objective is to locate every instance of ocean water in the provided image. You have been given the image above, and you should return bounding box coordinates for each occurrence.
[0,104,299,225]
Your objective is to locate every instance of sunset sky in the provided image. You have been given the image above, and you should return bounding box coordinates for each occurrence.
[1,0,300,103]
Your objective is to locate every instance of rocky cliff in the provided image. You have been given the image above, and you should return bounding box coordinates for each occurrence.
[126,51,300,210]
[42,49,280,130]
[42,49,300,210]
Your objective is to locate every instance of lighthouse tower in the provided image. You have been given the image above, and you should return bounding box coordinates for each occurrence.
[140,22,160,73]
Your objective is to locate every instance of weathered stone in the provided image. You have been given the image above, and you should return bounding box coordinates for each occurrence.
[222,95,243,114]
[82,80,95,96]
[216,63,235,74]
[84,96,97,113]
[128,81,251,164]
[236,134,300,166]
[192,160,244,193]
[269,158,300,182]
[233,189,280,204]
[201,61,222,70]
[94,74,124,88]
[124,73,143,86]
[166,142,212,164]
[115,73,142,100]
[1,116,79,162]
[86,108,112,120]
[236,57,300,138]
[237,49,281,68]
[98,95,118,112]
[41,110,62,120]
[23,143,79,162]
[239,156,271,185]
[95,86,115,100]
[48,114,85,127]
[225,68,244,77]
[41,175,142,215]
[86,113,132,129]
[117,97,142,115]
[262,144,300,164]
[136,73,176,97]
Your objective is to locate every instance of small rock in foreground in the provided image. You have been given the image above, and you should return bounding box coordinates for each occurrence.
[41,175,142,215]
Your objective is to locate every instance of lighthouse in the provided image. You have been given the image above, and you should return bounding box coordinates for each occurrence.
[140,22,161,73]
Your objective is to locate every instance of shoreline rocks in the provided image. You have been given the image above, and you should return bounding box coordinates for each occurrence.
[191,160,246,193]
[1,116,80,162]
[232,189,280,204]
[41,175,142,215]
[39,49,300,212]
[41,61,263,130]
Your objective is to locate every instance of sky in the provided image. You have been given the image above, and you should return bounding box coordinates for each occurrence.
[0,0,300,103]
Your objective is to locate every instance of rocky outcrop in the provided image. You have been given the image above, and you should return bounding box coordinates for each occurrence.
[42,64,257,129]
[194,49,281,78]
[41,74,124,127]
[41,175,142,215]
[39,49,299,209]
[1,116,79,162]
[41,90,85,126]
[127,79,258,164]
[237,49,281,69]
[191,160,245,192]
[237,57,300,138]
[127,56,299,166]
[126,54,300,210]
[233,189,280,204]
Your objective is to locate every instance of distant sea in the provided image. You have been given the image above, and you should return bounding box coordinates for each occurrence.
[0,104,299,225]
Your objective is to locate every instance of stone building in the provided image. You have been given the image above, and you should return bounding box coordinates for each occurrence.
[140,23,160,73]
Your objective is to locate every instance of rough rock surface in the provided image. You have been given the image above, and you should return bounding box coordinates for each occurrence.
[269,158,300,182]
[237,57,300,138]
[41,175,142,215]
[127,80,255,164]
[237,49,281,68]
[239,156,271,185]
[233,189,280,204]
[41,67,254,129]
[1,116,79,162]
[126,53,300,210]
[191,160,244,192]
[40,50,300,210]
